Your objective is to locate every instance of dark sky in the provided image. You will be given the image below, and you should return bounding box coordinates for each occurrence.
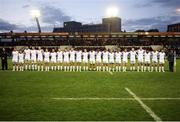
[0,0,180,32]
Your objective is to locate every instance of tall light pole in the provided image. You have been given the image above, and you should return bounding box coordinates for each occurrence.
[30,9,41,33]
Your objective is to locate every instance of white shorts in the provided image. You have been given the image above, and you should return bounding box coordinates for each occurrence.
[19,60,24,63]
[44,59,49,63]
[70,58,75,62]
[12,58,18,63]
[152,59,158,63]
[115,58,121,64]
[64,59,69,63]
[76,58,82,63]
[130,60,136,64]
[51,59,57,63]
[57,59,63,63]
[25,56,30,61]
[103,59,108,63]
[90,59,95,64]
[145,60,151,64]
[138,58,143,63]
[159,60,165,64]
[109,60,114,64]
[37,58,43,62]
[83,59,88,63]
[31,58,36,62]
[96,59,101,63]
[123,59,128,63]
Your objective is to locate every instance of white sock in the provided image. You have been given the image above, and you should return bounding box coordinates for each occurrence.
[32,64,34,70]
[144,66,146,71]
[106,66,108,71]
[16,66,19,71]
[41,66,44,71]
[38,66,40,71]
[35,65,37,70]
[159,67,161,72]
[13,66,15,71]
[155,67,157,72]
[137,66,140,72]
[76,66,79,71]
[119,66,121,72]
[141,66,143,72]
[103,67,105,71]
[79,66,81,71]
[116,66,118,72]
[148,67,150,72]
[162,67,165,72]
[151,67,154,72]
[28,65,31,70]
[133,66,135,71]
[83,66,86,71]
[25,65,27,70]
[130,67,132,71]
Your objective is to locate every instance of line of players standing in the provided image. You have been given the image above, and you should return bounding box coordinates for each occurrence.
[12,47,166,72]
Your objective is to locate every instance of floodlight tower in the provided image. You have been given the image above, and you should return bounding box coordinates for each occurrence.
[30,9,41,33]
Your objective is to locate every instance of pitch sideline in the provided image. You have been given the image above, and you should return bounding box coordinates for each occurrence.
[125,87,162,122]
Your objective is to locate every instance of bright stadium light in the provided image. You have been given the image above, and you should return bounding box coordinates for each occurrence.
[30,9,41,33]
[176,8,180,12]
[106,6,119,17]
[30,9,41,18]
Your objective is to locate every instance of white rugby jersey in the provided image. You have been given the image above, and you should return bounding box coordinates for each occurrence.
[159,52,165,61]
[70,50,76,60]
[89,51,96,60]
[115,52,122,59]
[44,52,50,59]
[96,51,102,60]
[76,51,82,59]
[51,52,57,60]
[152,51,158,60]
[130,51,136,61]
[37,50,43,59]
[82,52,88,60]
[102,51,109,60]
[24,49,31,59]
[19,53,24,61]
[31,49,37,59]
[122,51,129,60]
[137,49,144,58]
[144,52,151,61]
[12,51,19,60]
[109,52,115,60]
[63,51,69,59]
[57,51,63,60]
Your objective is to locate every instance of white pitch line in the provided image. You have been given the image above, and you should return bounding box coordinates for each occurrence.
[141,98,180,100]
[52,97,134,100]
[125,87,162,122]
[108,71,113,75]
[52,97,180,101]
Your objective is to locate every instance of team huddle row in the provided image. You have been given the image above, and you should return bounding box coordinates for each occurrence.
[12,47,166,72]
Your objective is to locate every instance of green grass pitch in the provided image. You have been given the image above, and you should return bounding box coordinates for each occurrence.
[0,59,180,121]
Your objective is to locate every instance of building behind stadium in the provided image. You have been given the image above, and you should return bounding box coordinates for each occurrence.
[53,17,121,33]
[167,23,180,32]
